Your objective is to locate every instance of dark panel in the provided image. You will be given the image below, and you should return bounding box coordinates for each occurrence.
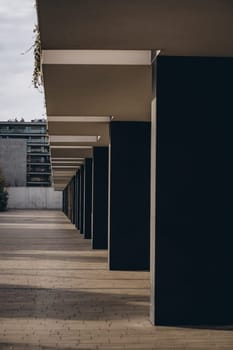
[76,171,80,230]
[63,187,68,216]
[71,177,75,225]
[155,56,233,325]
[74,174,78,228]
[109,122,151,270]
[67,183,72,220]
[92,147,109,249]
[65,187,68,216]
[62,189,65,213]
[84,158,92,239]
[79,165,84,234]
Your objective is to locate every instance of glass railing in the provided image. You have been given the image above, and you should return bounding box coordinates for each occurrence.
[27,161,50,164]
[0,129,45,134]
[27,139,48,143]
[27,150,50,154]
[27,168,51,172]
[27,177,51,181]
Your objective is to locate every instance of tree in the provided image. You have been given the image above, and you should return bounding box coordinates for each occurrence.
[0,169,8,211]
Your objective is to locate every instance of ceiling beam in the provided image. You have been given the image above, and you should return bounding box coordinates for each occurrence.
[50,135,100,143]
[50,146,92,149]
[48,116,112,122]
[42,50,152,65]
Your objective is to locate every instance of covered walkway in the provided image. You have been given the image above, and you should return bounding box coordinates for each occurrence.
[0,210,232,349]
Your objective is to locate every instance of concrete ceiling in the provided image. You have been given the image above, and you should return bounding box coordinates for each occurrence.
[48,122,110,146]
[43,65,152,121]
[38,0,233,56]
[50,148,93,159]
[43,64,151,187]
[37,0,233,187]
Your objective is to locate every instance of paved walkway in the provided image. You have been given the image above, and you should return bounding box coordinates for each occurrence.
[0,210,232,350]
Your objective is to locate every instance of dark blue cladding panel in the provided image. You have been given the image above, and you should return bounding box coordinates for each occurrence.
[155,56,233,325]
[109,122,151,271]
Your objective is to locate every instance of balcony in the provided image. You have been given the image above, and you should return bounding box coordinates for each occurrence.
[26,181,51,186]
[27,171,51,175]
[27,151,50,155]
[27,140,49,145]
[0,129,46,135]
[27,160,51,166]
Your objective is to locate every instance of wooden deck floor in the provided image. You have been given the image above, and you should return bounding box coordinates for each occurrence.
[0,210,232,350]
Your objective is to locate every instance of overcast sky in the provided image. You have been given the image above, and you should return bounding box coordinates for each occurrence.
[0,0,45,121]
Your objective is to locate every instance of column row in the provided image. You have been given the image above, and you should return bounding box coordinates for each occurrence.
[62,56,233,326]
[62,122,151,271]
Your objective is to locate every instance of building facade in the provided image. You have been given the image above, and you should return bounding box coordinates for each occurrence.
[0,119,51,187]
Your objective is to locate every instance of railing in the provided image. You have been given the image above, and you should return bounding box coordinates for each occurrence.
[27,161,50,164]
[27,171,51,175]
[27,140,49,144]
[27,181,51,185]
[0,129,45,134]
[27,177,51,182]
[28,164,50,167]
[27,151,50,154]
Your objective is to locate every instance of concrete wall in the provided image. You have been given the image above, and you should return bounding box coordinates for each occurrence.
[7,187,62,209]
[0,139,27,186]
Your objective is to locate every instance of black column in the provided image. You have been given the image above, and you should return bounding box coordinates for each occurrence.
[109,122,151,270]
[153,56,233,326]
[71,177,75,225]
[84,158,92,239]
[62,188,66,214]
[92,147,109,249]
[75,170,80,230]
[63,186,68,216]
[62,189,65,213]
[79,165,84,234]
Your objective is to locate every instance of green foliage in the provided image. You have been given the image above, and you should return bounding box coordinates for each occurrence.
[32,24,42,89]
[0,170,8,211]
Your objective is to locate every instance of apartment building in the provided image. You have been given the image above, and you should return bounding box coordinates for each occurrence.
[0,119,51,186]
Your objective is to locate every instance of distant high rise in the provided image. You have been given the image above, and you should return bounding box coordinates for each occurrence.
[0,119,51,187]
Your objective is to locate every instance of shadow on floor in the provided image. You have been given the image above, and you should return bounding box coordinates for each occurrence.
[0,344,88,350]
[1,283,231,331]
[0,284,149,321]
[0,253,107,263]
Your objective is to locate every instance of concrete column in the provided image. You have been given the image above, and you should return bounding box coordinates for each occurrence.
[92,147,109,249]
[84,158,92,239]
[79,165,84,234]
[151,56,233,326]
[109,122,151,270]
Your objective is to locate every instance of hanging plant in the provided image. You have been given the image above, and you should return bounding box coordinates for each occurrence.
[32,24,43,90]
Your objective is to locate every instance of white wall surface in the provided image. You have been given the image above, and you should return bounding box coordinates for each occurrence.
[7,187,62,209]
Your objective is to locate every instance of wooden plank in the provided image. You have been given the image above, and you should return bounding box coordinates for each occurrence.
[0,210,232,349]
